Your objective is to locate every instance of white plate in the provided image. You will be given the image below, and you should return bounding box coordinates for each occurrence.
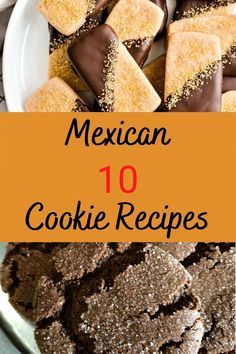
[3,0,48,112]
[3,0,176,112]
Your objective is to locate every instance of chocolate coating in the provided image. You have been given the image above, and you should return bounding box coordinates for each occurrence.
[92,0,113,16]
[68,24,118,99]
[73,99,90,112]
[173,0,234,20]
[49,24,65,53]
[152,0,168,39]
[169,65,222,112]
[126,41,151,68]
[223,55,236,76]
[223,76,236,92]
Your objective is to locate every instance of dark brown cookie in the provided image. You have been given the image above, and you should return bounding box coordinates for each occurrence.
[2,242,235,354]
[0,244,59,321]
[54,243,111,281]
[151,242,197,261]
[0,243,112,322]
[40,246,203,354]
[33,276,65,322]
[184,243,235,353]
[35,321,76,354]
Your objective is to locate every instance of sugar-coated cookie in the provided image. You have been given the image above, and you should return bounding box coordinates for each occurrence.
[222,90,236,111]
[106,0,164,66]
[68,24,161,112]
[165,32,222,111]
[169,15,236,77]
[37,0,111,35]
[25,77,89,112]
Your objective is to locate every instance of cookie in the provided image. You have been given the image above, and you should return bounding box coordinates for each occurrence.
[169,15,236,77]
[221,90,236,112]
[25,77,89,112]
[35,321,76,354]
[143,54,166,111]
[0,243,59,321]
[68,24,161,112]
[223,76,236,93]
[2,243,234,353]
[174,0,236,21]
[155,242,197,261]
[72,246,202,353]
[37,0,111,36]
[53,242,112,281]
[184,243,235,353]
[106,0,164,67]
[105,0,168,39]
[33,276,65,322]
[48,17,102,93]
[164,32,222,111]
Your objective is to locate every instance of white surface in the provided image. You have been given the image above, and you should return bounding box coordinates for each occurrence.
[3,0,48,112]
[0,243,40,354]
[3,0,176,112]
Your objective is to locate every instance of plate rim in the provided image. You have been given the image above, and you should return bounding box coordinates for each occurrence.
[3,0,32,112]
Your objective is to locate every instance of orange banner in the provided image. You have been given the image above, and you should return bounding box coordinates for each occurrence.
[0,113,235,242]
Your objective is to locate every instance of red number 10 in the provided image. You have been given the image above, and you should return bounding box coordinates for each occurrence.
[99,166,137,193]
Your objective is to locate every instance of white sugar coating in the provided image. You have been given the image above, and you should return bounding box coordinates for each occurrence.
[163,319,204,354]
[106,0,164,42]
[25,77,80,112]
[151,242,197,261]
[34,276,65,322]
[113,42,161,111]
[222,90,236,112]
[37,0,94,36]
[35,321,76,354]
[54,243,110,281]
[165,32,221,101]
[78,247,204,353]
[98,39,119,112]
[169,15,236,55]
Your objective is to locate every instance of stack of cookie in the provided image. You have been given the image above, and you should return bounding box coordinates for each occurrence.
[25,0,236,112]
[1,242,235,353]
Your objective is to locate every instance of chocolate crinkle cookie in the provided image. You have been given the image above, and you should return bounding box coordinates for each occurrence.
[0,242,235,354]
[182,243,235,353]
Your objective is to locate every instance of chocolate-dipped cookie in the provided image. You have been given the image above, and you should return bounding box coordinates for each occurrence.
[48,15,102,93]
[165,32,222,111]
[106,0,164,67]
[68,24,161,112]
[37,0,112,35]
[25,77,90,112]
[169,15,236,77]
[174,0,236,21]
